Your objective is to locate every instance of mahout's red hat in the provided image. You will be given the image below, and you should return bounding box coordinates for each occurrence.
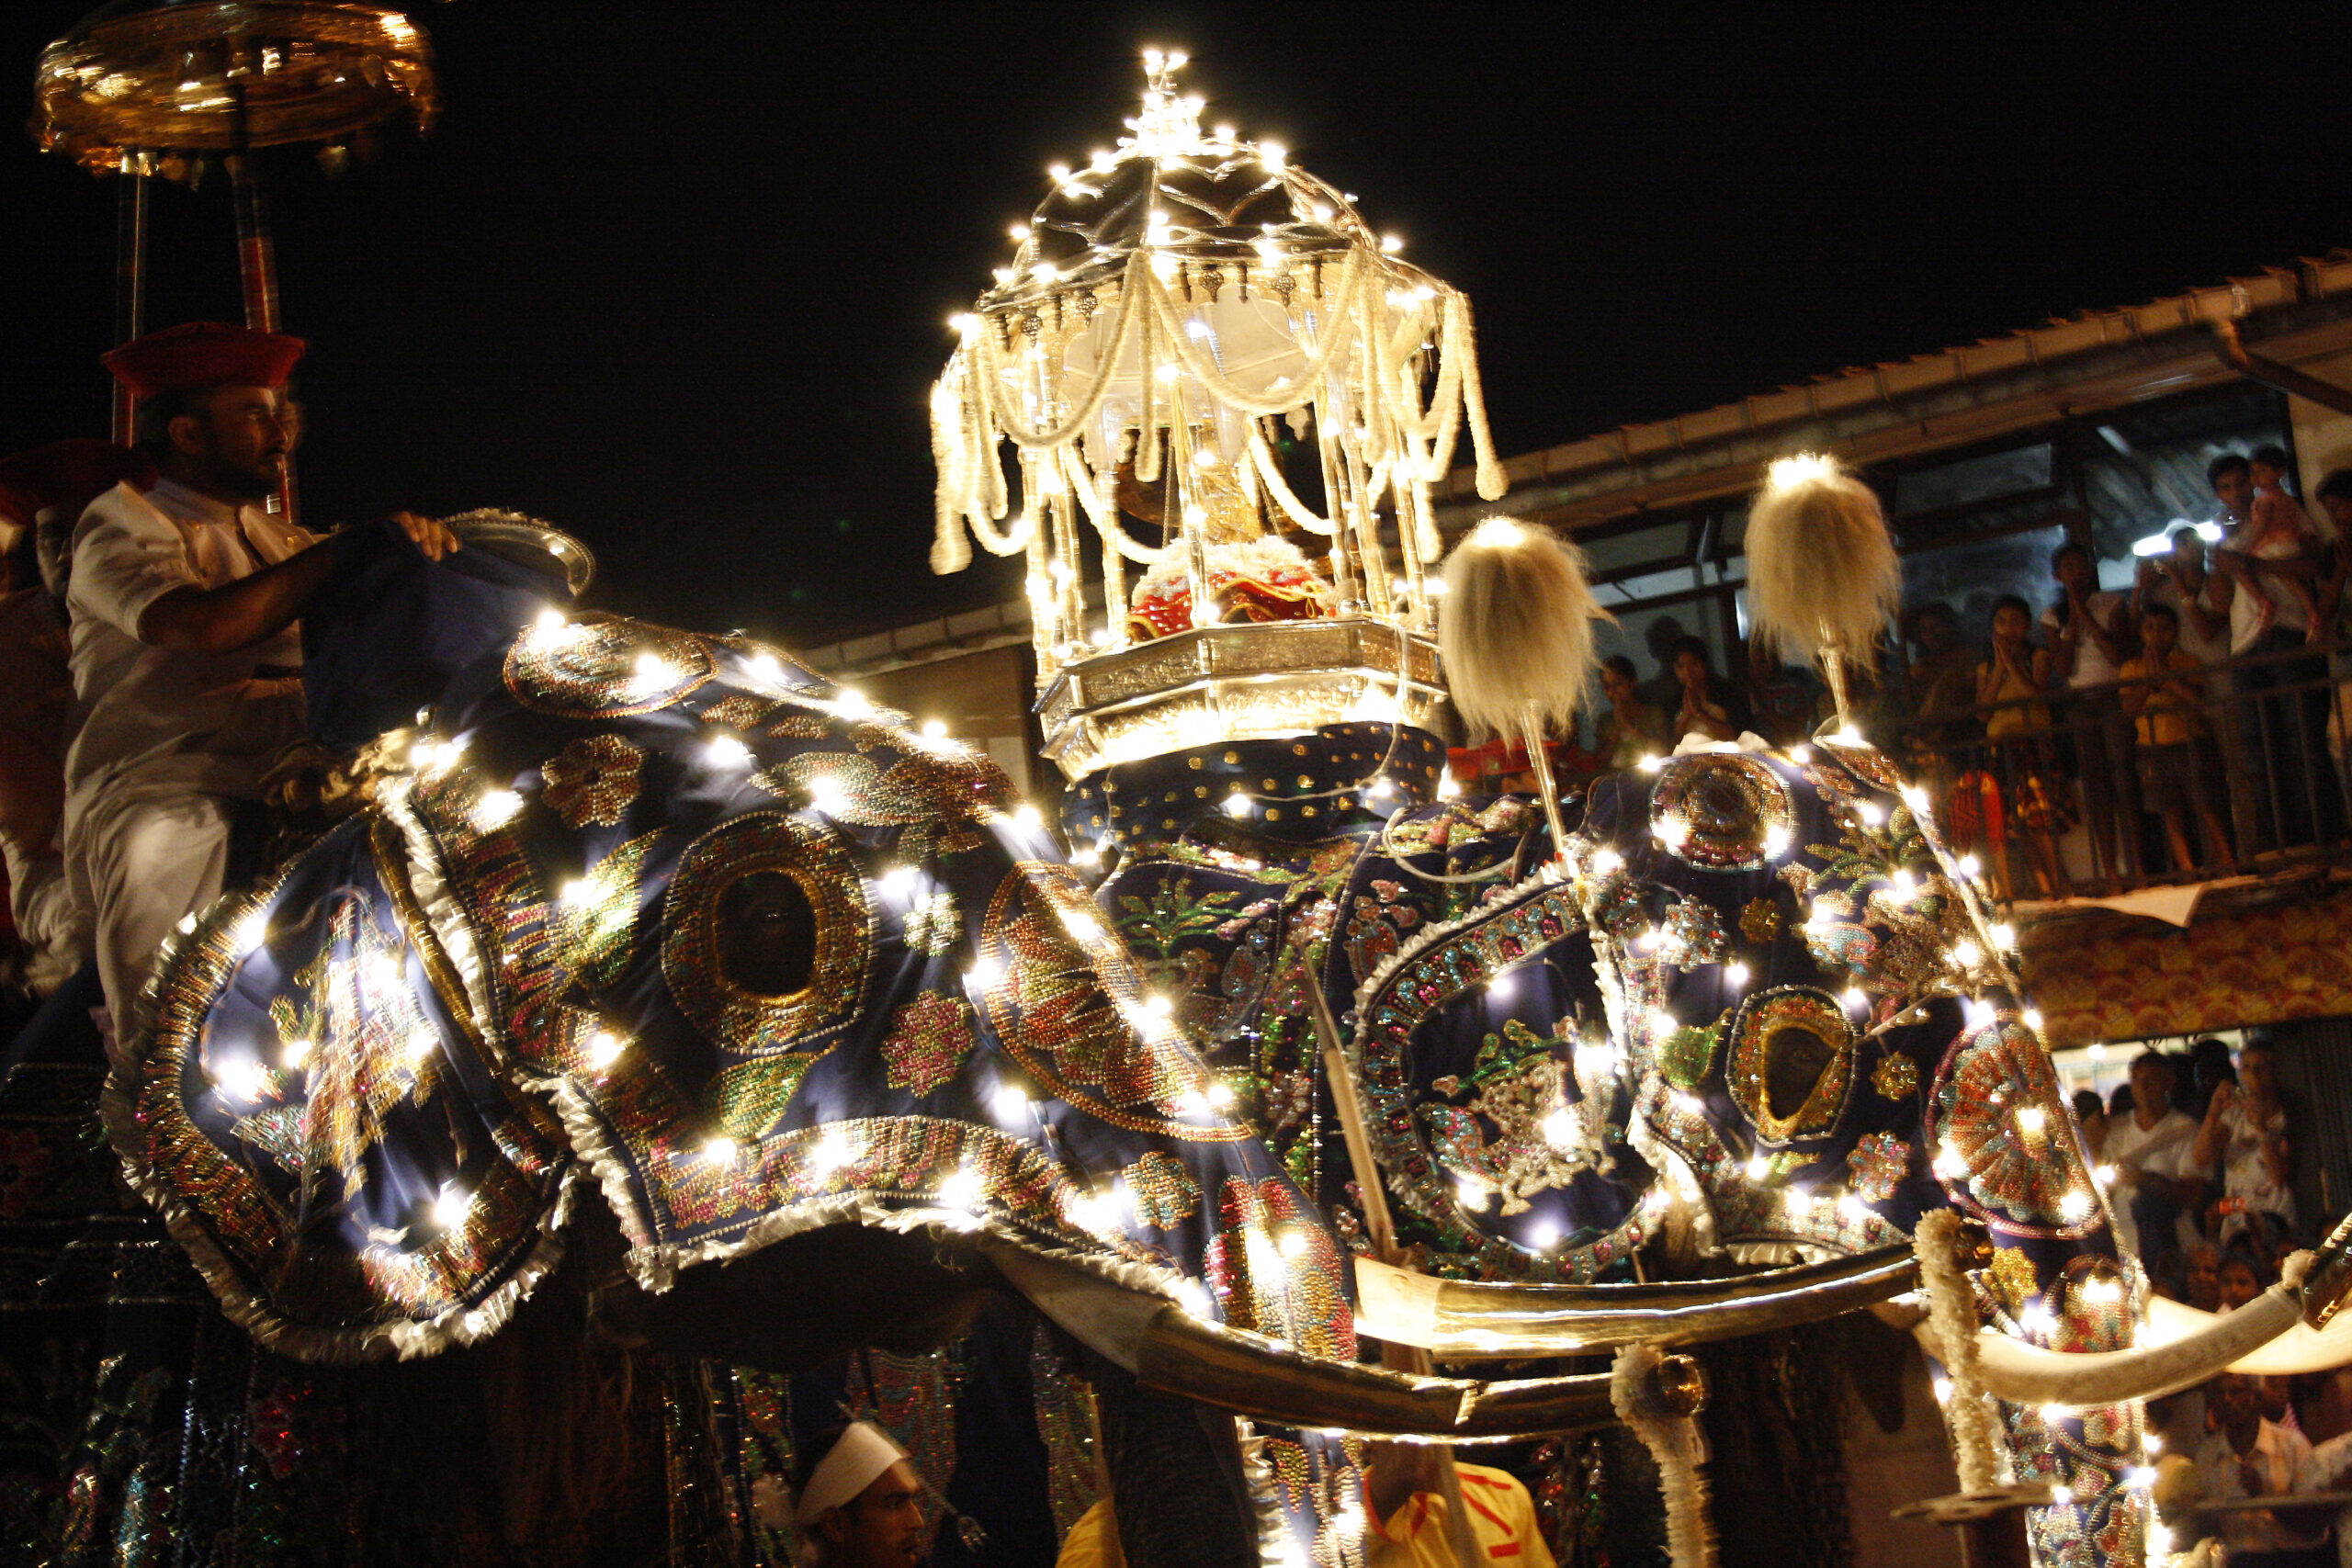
[0,439,153,526]
[101,321,306,400]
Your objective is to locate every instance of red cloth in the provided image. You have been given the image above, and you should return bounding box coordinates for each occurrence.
[0,441,153,526]
[101,321,305,399]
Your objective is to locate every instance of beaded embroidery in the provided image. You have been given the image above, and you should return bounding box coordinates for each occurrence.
[538,733,646,829]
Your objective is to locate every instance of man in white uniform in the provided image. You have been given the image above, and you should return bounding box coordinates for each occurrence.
[2101,1051,2204,1272]
[65,322,455,1039]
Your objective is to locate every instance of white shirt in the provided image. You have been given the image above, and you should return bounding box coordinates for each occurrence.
[2103,1107,2199,1258]
[2217,502,2318,652]
[2196,1418,2324,1554]
[63,479,315,816]
[2041,592,2128,690]
[2297,1432,2352,1568]
[2212,1094,2296,1225]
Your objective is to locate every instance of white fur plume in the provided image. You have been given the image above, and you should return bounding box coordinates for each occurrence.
[1611,1345,1718,1568]
[1744,453,1900,672]
[1438,518,1608,740]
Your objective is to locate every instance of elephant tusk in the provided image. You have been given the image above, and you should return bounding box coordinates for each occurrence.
[1351,1247,1920,1358]
[1916,1286,2301,1408]
[985,1241,1702,1439]
[1916,1214,2352,1406]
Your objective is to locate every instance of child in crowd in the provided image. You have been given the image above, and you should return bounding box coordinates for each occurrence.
[2119,604,2233,874]
[1974,594,2071,898]
[2241,446,2325,643]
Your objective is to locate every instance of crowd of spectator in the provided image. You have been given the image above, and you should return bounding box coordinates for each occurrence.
[2076,1036,2352,1563]
[1451,445,2352,900]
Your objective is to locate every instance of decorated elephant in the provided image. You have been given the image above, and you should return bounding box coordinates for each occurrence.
[101,603,1697,1568]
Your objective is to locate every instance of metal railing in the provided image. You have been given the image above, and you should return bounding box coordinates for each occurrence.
[1885,638,2352,901]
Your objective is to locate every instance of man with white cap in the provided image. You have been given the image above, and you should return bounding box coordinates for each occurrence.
[794,1420,930,1568]
[64,321,455,1035]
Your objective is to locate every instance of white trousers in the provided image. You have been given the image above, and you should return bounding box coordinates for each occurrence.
[72,781,233,1047]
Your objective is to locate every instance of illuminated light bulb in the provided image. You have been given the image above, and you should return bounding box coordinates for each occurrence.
[431,1183,470,1230]
[807,776,847,814]
[1206,1082,1236,1111]
[1090,625,1118,648]
[1175,1088,1214,1119]
[1213,123,1234,141]
[215,1058,271,1105]
[1670,1091,1703,1115]
[1191,446,1219,468]
[1144,995,1173,1019]
[1642,1186,1671,1216]
[407,1028,436,1065]
[1456,1179,1491,1209]
[1654,817,1690,849]
[703,1135,738,1166]
[1724,962,1751,989]
[1260,141,1285,168]
[1636,753,1665,773]
[966,956,1002,988]
[281,1038,312,1069]
[2021,1303,2057,1334]
[948,311,978,336]
[1992,922,2018,950]
[2095,1163,2117,1187]
[1311,202,1333,221]
[2149,1525,2172,1555]
[1277,1230,1309,1260]
[1931,1375,1953,1404]
[632,651,674,692]
[835,687,871,716]
[2048,1482,2072,1506]
[921,719,949,739]
[1888,868,1917,900]
[587,1030,625,1071]
[1072,843,1102,868]
[1787,744,1812,763]
[2017,1105,2046,1134]
[1034,262,1060,282]
[1436,771,1460,800]
[1181,503,1208,529]
[1591,847,1623,874]
[560,878,594,908]
[1529,1221,1561,1250]
[878,864,918,901]
[1746,1153,1770,1180]
[1763,825,1792,858]
[1063,910,1100,942]
[989,1082,1030,1123]
[475,789,524,829]
[1541,1109,1576,1147]
[1012,803,1044,830]
[1784,1187,1812,1215]
[802,1130,859,1179]
[2143,1434,2164,1455]
[2025,1009,2048,1032]
[1008,223,1029,242]
[1223,791,1252,818]
[533,606,568,637]
[1838,1193,1871,1221]
[745,652,784,685]
[235,909,272,954]
[1855,800,1884,826]
[1962,998,1996,1028]
[1807,899,1835,928]
[1841,987,1867,1013]
[1951,939,1983,968]
[1900,785,1928,812]
[1048,162,1070,182]
[1957,853,1983,878]
[2058,1190,2093,1223]
[706,734,753,769]
[2128,1465,2157,1490]
[1381,233,1403,253]
[938,1165,983,1211]
[1636,926,1664,953]
[1653,1009,1680,1038]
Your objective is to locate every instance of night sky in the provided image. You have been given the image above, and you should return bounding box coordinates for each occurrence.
[4,4,2349,647]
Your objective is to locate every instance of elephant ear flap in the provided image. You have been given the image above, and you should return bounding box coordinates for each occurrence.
[106,809,573,1362]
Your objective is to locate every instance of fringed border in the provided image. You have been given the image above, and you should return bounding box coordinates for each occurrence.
[101,870,582,1365]
[1915,1207,2005,1491]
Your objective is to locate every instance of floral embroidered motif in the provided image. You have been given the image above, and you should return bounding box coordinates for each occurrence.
[880,991,977,1095]
[539,733,646,829]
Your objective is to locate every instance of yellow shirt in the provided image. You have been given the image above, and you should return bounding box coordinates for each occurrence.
[1371,1464,1557,1567]
[2120,649,2202,747]
[1054,1465,1555,1568]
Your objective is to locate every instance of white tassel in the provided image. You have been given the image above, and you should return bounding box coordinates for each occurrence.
[1743,453,1900,673]
[1611,1345,1718,1568]
[1437,517,1607,741]
[1916,1208,2005,1493]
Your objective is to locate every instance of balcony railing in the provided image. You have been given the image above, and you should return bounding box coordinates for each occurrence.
[1883,638,2352,903]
